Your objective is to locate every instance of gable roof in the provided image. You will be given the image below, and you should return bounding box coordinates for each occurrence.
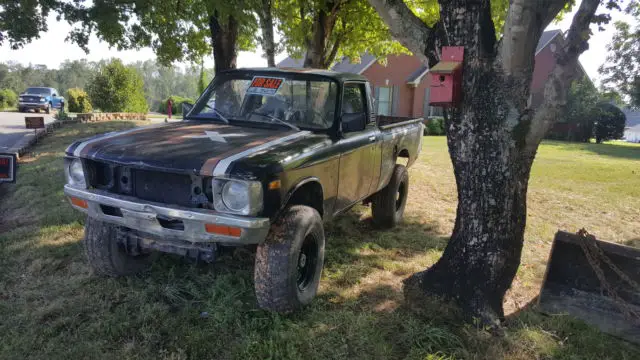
[536,29,562,54]
[331,54,377,74]
[277,57,305,68]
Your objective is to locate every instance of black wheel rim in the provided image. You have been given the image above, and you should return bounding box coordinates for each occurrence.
[395,180,407,211]
[297,234,319,291]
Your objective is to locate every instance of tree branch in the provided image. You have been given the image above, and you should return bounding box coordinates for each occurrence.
[525,0,602,150]
[367,0,432,64]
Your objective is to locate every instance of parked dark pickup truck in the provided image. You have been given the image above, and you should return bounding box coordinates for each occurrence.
[64,68,423,312]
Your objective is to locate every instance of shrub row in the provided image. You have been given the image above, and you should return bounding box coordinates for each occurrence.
[158,95,195,115]
[0,88,17,109]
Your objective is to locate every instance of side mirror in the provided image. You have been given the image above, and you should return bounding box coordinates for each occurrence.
[52,94,57,97]
[341,112,366,133]
[182,102,194,117]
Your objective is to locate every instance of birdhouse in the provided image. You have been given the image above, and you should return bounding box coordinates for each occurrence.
[429,47,464,107]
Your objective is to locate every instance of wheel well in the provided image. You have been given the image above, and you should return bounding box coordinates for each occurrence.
[397,148,410,166]
[398,149,409,158]
[286,181,323,217]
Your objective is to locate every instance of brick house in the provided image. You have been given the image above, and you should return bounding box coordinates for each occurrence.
[277,29,589,119]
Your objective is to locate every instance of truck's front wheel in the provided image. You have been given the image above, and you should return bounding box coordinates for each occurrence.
[84,217,151,276]
[371,164,409,228]
[254,205,325,313]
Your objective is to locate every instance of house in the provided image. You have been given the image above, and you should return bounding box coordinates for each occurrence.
[622,108,640,143]
[277,30,589,119]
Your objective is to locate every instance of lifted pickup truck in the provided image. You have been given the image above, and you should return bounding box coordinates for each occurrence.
[64,68,423,312]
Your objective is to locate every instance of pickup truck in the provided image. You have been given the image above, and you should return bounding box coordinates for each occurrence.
[64,68,423,312]
[18,87,65,113]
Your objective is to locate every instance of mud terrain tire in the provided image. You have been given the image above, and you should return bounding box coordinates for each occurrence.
[371,164,409,228]
[254,205,325,312]
[84,217,151,276]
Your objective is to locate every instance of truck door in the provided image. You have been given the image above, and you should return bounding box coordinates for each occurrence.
[335,82,378,212]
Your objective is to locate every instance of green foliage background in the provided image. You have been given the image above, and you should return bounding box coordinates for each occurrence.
[87,59,149,113]
[0,88,17,109]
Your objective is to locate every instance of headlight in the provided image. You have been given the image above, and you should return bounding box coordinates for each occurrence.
[65,158,86,188]
[39,97,46,102]
[19,97,24,102]
[213,178,263,215]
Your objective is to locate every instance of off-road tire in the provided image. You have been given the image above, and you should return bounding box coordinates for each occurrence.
[45,103,51,114]
[84,217,151,277]
[371,164,409,228]
[254,205,325,313]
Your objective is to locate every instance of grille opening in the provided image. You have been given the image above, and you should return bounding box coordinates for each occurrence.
[90,161,113,187]
[157,216,185,231]
[100,205,123,217]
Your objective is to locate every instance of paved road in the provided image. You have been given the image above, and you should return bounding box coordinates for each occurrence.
[0,111,55,152]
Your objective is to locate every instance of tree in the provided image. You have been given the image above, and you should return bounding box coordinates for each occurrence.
[599,13,640,106]
[198,62,207,94]
[369,0,616,326]
[548,78,600,142]
[88,59,148,113]
[256,0,278,67]
[275,0,408,68]
[0,0,63,49]
[62,0,258,72]
[593,102,626,143]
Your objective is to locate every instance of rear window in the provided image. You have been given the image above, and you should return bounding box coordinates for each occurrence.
[24,88,51,95]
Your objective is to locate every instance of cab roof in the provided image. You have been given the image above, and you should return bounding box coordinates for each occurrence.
[221,67,369,83]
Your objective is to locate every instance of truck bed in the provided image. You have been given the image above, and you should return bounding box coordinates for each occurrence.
[377,115,423,130]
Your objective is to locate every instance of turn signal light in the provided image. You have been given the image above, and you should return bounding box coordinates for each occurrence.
[69,197,88,209]
[205,224,241,237]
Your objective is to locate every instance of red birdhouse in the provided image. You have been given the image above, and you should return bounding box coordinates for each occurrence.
[429,47,464,107]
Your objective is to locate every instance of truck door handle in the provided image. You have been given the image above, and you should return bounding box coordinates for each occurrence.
[368,136,376,142]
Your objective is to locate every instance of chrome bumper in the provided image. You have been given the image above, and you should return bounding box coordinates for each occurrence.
[64,185,271,244]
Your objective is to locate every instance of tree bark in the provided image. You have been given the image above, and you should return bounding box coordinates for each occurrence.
[303,0,341,69]
[209,11,239,72]
[257,0,276,67]
[370,0,602,326]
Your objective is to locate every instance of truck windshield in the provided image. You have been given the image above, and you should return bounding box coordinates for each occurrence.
[189,74,338,130]
[24,88,51,95]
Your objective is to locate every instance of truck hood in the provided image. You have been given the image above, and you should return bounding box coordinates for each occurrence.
[66,121,303,176]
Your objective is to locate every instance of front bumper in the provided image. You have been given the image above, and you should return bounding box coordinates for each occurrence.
[64,185,271,245]
[19,102,48,109]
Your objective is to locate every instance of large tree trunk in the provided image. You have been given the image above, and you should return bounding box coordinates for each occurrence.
[369,0,602,325]
[209,11,238,72]
[303,0,340,69]
[257,0,276,67]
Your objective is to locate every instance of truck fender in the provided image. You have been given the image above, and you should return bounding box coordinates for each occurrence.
[277,177,324,219]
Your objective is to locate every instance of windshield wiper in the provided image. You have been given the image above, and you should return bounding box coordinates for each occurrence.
[251,112,299,131]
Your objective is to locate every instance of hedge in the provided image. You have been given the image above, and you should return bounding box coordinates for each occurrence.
[66,88,93,113]
[0,88,17,109]
[158,95,195,115]
[424,117,445,135]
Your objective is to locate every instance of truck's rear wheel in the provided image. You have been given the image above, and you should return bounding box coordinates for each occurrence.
[84,217,151,276]
[254,205,325,313]
[372,164,409,228]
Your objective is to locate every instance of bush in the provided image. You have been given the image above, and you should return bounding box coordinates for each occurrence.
[66,88,93,113]
[424,117,445,135]
[88,59,149,113]
[0,88,17,109]
[593,102,626,143]
[158,96,195,115]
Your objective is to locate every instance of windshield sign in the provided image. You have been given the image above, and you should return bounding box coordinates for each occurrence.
[247,76,284,96]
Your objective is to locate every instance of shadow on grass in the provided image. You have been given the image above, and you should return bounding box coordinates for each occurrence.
[547,140,640,160]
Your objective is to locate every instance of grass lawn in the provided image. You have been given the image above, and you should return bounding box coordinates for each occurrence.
[0,122,639,359]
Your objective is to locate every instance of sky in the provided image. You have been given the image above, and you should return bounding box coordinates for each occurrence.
[0,6,635,86]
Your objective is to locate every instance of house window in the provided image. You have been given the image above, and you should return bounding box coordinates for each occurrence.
[377,86,392,116]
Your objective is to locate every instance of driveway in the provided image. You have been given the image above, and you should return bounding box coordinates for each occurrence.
[0,111,55,153]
